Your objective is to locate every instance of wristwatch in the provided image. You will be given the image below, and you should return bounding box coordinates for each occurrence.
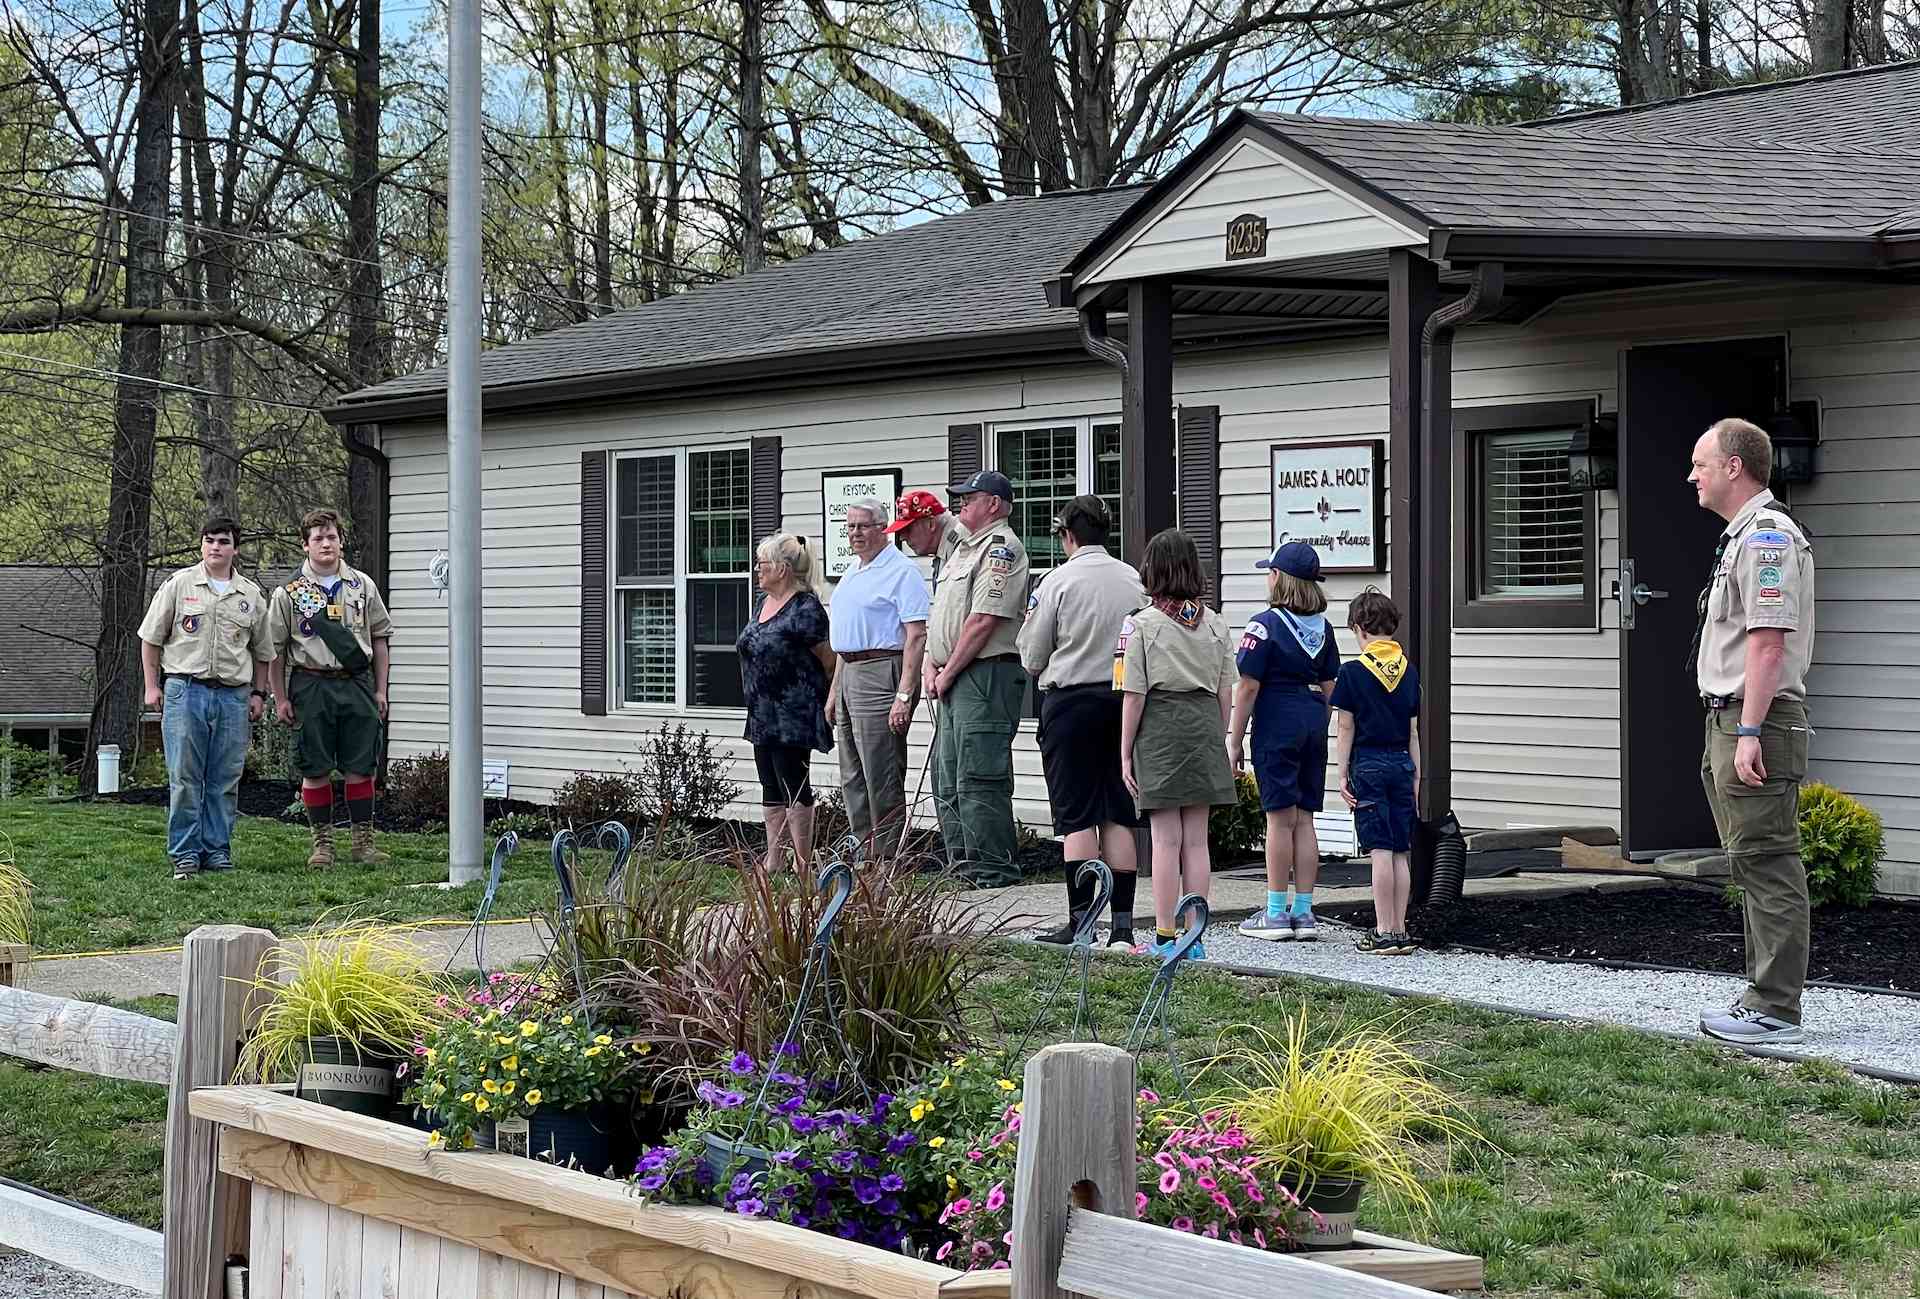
[250,689,269,700]
[1734,724,1763,737]
[895,691,914,703]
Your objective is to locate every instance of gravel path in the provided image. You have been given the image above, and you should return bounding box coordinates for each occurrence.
[1180,917,1920,1077]
[0,1252,145,1299]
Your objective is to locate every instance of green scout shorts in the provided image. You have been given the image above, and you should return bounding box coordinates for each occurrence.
[290,671,383,778]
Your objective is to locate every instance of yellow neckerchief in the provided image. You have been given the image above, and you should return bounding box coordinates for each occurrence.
[1358,638,1407,692]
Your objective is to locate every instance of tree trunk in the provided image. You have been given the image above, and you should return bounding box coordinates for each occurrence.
[1692,0,1713,90]
[1001,0,1069,191]
[1807,0,1850,69]
[179,0,238,524]
[739,0,765,271]
[90,0,183,792]
[587,0,614,308]
[344,0,388,592]
[538,0,585,313]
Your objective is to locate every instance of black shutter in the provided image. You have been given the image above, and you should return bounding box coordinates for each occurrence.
[1176,405,1221,609]
[580,450,609,716]
[948,423,982,487]
[750,436,782,547]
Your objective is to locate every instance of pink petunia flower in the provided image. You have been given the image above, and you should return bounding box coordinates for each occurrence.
[985,1184,1006,1213]
[1195,1176,1217,1191]
[1171,1217,1193,1233]
[1136,1192,1148,1215]
[936,1242,954,1261]
[1254,1228,1267,1249]
[1159,1169,1180,1194]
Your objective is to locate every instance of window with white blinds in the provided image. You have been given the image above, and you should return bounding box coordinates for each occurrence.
[1479,429,1585,597]
[613,447,752,708]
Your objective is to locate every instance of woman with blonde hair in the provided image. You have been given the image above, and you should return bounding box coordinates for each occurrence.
[735,533,835,868]
[1227,541,1339,941]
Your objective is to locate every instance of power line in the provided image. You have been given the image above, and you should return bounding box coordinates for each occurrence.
[0,344,330,413]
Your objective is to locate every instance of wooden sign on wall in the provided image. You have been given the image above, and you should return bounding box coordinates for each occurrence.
[1269,439,1385,573]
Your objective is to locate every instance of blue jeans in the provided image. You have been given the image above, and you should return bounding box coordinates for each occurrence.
[162,678,251,863]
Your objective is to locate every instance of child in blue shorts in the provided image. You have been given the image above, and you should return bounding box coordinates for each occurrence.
[1330,589,1422,956]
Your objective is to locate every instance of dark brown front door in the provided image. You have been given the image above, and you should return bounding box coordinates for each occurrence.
[1618,336,1787,859]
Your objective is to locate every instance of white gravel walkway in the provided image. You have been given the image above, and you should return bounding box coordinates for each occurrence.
[0,1252,144,1299]
[1167,917,1920,1078]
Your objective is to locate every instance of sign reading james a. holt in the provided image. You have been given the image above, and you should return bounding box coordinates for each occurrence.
[1270,440,1384,573]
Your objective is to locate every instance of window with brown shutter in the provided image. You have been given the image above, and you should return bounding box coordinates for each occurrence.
[948,423,982,487]
[579,450,610,716]
[1176,405,1221,609]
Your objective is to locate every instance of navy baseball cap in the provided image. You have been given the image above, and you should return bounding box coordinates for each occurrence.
[1255,541,1322,580]
[948,469,1014,502]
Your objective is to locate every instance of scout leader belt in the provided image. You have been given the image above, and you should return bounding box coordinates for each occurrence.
[285,575,372,674]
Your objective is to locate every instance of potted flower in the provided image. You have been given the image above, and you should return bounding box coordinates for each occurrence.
[405,1000,640,1170]
[1192,1014,1474,1246]
[236,920,456,1117]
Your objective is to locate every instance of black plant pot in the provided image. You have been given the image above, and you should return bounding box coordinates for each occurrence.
[1279,1174,1366,1248]
[487,1106,616,1173]
[295,1037,395,1117]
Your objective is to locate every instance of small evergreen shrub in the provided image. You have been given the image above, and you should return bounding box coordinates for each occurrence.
[0,737,74,797]
[550,769,641,831]
[1799,782,1884,909]
[1209,770,1265,860]
[633,724,740,827]
[486,812,553,842]
[385,750,451,826]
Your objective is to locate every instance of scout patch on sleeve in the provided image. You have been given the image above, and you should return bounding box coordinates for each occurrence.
[1747,529,1790,549]
[1756,564,1782,587]
[1026,590,1039,612]
[988,544,1015,576]
[1756,586,1785,606]
[1242,618,1269,641]
[1115,615,1136,654]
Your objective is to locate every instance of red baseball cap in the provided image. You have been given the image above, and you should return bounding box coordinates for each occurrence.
[884,489,946,535]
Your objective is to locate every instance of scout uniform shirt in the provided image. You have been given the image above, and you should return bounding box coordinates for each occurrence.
[1017,545,1144,689]
[268,561,395,672]
[1115,603,1238,698]
[1696,489,1816,703]
[138,564,272,686]
[928,523,1029,665]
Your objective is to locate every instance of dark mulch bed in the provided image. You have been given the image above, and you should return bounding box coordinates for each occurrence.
[1320,884,1920,993]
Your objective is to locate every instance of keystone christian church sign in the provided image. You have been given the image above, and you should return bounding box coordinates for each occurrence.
[1269,440,1385,573]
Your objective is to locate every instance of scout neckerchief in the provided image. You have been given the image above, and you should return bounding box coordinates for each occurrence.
[1151,597,1204,628]
[1274,608,1328,660]
[1358,638,1407,692]
[285,565,371,673]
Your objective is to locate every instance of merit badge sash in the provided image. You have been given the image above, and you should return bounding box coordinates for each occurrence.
[286,575,371,673]
[1359,639,1407,692]
[1276,609,1328,659]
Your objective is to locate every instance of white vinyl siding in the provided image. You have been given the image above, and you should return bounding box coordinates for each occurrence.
[380,280,1920,893]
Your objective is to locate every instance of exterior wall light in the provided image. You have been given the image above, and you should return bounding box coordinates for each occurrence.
[1567,412,1618,492]
[1769,401,1820,485]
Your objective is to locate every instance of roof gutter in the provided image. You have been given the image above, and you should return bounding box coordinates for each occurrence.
[1433,227,1894,271]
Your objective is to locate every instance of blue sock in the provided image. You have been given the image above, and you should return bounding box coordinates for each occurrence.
[1291,891,1314,917]
[1267,890,1287,919]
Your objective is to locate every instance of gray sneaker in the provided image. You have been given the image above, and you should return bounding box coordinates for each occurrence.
[171,857,200,881]
[203,854,235,872]
[1238,911,1296,942]
[1700,1006,1804,1044]
[1292,911,1318,941]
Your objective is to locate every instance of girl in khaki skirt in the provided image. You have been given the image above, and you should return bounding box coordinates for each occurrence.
[1117,529,1239,961]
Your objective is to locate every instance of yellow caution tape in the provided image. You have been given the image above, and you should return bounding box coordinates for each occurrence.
[38,916,535,961]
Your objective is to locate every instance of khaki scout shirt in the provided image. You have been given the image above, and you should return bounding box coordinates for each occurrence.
[1116,604,1238,697]
[267,561,395,672]
[928,522,1029,665]
[137,564,272,686]
[1697,489,1815,702]
[1017,546,1144,690]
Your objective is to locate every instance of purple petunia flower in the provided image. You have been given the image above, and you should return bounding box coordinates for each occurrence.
[884,1132,917,1155]
[835,1221,860,1239]
[730,1173,755,1195]
[728,1051,756,1076]
[735,1197,766,1216]
[811,1171,835,1190]
[879,1173,905,1193]
[778,1040,802,1057]
[773,1149,799,1165]
[696,1080,721,1105]
[636,1173,665,1191]
[770,1071,804,1087]
[852,1177,882,1206]
[716,1089,745,1109]
[789,1114,818,1134]
[860,1154,882,1171]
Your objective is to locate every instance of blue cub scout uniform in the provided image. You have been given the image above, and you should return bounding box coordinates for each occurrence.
[1331,648,1422,853]
[1235,608,1340,813]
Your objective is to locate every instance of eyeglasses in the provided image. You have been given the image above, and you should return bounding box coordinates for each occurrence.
[845,522,881,532]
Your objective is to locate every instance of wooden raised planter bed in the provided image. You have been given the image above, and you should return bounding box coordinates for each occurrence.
[191,1086,1482,1298]
[0,943,28,989]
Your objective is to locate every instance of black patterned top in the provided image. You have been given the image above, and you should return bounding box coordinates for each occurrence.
[736,591,834,751]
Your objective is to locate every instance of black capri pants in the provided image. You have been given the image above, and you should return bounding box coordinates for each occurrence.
[754,743,815,806]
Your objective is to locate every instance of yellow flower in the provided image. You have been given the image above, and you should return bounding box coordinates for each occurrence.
[520,1021,540,1037]
[996,1079,1015,1091]
[494,1034,515,1046]
[631,1042,652,1055]
[482,1078,500,1094]
[425,1048,437,1064]
[561,1015,574,1026]
[929,1137,946,1149]
[909,1102,927,1122]
[502,1081,517,1096]
[525,1089,542,1106]
[460,1092,476,1103]
[501,1055,518,1072]
[946,1175,957,1190]
[475,1096,491,1113]
[939,1077,951,1091]
[427,1131,444,1147]
[594,1034,613,1046]
[584,1046,603,1058]
[431,1082,446,1096]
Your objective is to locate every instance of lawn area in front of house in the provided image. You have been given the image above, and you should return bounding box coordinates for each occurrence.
[0,799,736,952]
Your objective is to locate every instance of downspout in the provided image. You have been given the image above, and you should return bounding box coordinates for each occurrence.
[1415,262,1505,822]
[1078,303,1128,373]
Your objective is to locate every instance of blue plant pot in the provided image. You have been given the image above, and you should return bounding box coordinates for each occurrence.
[700,1133,774,1187]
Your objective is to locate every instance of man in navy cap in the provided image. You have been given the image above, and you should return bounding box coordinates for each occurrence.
[924,469,1030,886]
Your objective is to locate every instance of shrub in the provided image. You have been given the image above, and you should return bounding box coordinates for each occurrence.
[634,724,740,827]
[551,769,640,832]
[385,750,451,826]
[246,712,298,782]
[1210,770,1265,860]
[0,831,30,946]
[0,737,75,798]
[1800,782,1884,909]
[486,812,553,842]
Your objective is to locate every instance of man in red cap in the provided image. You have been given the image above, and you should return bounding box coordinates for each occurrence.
[884,489,960,572]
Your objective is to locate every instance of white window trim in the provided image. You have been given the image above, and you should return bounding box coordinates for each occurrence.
[608,442,752,713]
[987,414,1121,571]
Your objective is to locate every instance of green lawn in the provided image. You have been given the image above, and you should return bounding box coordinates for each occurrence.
[1,799,739,952]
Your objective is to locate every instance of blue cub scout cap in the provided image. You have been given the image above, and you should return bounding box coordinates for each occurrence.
[1256,541,1322,580]
[948,469,1015,502]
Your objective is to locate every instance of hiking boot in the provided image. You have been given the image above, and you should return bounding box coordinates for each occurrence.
[171,857,200,881]
[349,822,389,866]
[1292,911,1319,941]
[1238,911,1296,942]
[307,822,335,869]
[1035,917,1083,945]
[1700,1006,1804,1045]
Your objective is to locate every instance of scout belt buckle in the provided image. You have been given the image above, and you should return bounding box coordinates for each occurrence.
[1700,693,1736,710]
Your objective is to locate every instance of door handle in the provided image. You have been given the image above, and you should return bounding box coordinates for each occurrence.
[1631,583,1668,606]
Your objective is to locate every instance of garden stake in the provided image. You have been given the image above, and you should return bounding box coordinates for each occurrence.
[449,831,518,977]
[893,720,936,861]
[599,819,635,890]
[1124,893,1209,1108]
[1007,860,1114,1058]
[545,828,598,1030]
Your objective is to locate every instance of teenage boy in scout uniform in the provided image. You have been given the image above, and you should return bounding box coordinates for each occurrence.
[1688,417,1817,1045]
[268,508,395,867]
[138,517,274,880]
[923,470,1029,887]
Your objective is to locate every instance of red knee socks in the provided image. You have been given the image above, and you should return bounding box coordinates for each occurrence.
[302,783,333,830]
[345,777,375,826]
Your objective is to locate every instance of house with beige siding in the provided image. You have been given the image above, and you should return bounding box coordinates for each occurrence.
[329,61,1920,895]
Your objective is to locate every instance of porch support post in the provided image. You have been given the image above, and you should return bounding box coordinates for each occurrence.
[1387,251,1438,648]
[1415,262,1505,820]
[1122,280,1175,568]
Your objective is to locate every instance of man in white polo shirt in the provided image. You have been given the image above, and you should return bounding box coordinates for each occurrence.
[826,496,931,852]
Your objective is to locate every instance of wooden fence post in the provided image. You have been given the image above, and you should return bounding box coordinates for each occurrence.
[1010,1042,1137,1299]
[162,924,275,1299]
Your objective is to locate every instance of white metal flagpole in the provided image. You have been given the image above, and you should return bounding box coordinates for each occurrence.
[444,0,484,885]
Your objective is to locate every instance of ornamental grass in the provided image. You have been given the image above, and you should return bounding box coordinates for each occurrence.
[0,831,30,948]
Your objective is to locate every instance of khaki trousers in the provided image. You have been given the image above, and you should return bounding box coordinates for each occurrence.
[1700,698,1812,1023]
[834,656,909,846]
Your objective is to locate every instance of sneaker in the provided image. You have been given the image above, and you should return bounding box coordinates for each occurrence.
[1107,927,1136,950]
[171,857,200,881]
[1034,919,1080,946]
[1699,999,1744,1025]
[1355,930,1391,955]
[203,854,235,872]
[1700,1006,1804,1044]
[1292,911,1318,941]
[1238,911,1296,942]
[1188,941,1209,962]
[1388,931,1418,954]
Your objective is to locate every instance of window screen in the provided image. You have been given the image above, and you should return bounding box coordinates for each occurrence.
[1480,429,1585,596]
